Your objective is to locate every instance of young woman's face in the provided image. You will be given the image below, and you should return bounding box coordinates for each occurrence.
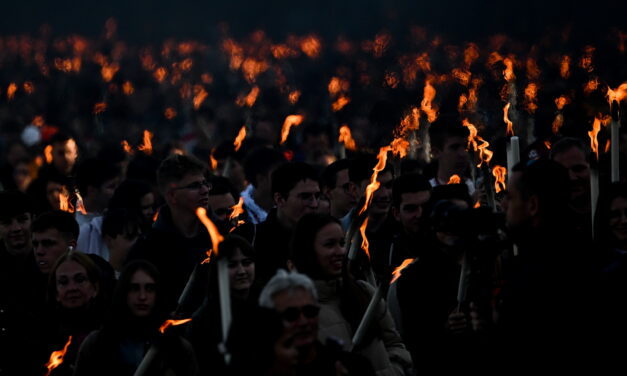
[313,222,346,278]
[228,248,255,293]
[127,270,157,317]
[56,260,98,309]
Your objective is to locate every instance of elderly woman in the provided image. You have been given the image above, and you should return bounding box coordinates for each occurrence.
[290,213,413,376]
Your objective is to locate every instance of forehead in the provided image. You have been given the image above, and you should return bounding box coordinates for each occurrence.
[130,269,155,284]
[208,193,235,207]
[33,228,64,241]
[400,191,431,205]
[289,179,319,194]
[273,288,315,310]
[57,260,87,275]
[553,147,588,168]
[178,173,205,185]
[335,169,349,184]
[610,196,627,209]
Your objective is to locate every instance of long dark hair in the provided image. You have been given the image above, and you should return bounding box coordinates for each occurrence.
[290,213,374,344]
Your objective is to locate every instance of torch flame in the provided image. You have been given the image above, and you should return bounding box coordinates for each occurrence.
[193,85,208,109]
[332,95,351,112]
[44,336,72,376]
[421,76,438,123]
[492,165,507,193]
[544,140,552,150]
[360,217,370,261]
[584,78,600,95]
[229,197,245,221]
[560,55,571,79]
[7,83,17,100]
[359,146,391,215]
[23,81,35,94]
[101,63,119,82]
[137,130,154,155]
[74,191,87,215]
[196,207,224,258]
[288,90,301,105]
[588,115,612,160]
[209,151,218,172]
[122,81,134,95]
[59,189,71,212]
[503,103,514,136]
[121,140,133,155]
[390,138,410,159]
[448,175,461,184]
[164,107,177,120]
[44,145,53,164]
[93,102,107,114]
[233,126,247,152]
[606,83,627,104]
[391,258,415,284]
[462,119,493,167]
[555,95,571,110]
[524,83,538,114]
[503,57,516,82]
[236,86,260,107]
[159,318,192,334]
[338,125,357,151]
[280,115,304,145]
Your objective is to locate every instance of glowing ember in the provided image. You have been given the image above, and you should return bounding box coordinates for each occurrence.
[288,90,301,105]
[93,102,107,114]
[332,95,351,112]
[23,81,35,94]
[360,217,370,261]
[338,125,357,151]
[7,83,17,100]
[279,115,304,145]
[233,126,247,152]
[44,336,72,376]
[159,319,192,334]
[390,138,410,159]
[122,81,134,95]
[359,146,391,215]
[448,175,461,184]
[421,76,438,123]
[137,130,154,155]
[164,107,177,120]
[492,165,507,193]
[503,102,514,136]
[391,258,415,284]
[229,197,245,221]
[544,140,552,150]
[560,55,571,79]
[121,140,133,155]
[44,145,53,164]
[196,207,224,258]
[193,85,208,110]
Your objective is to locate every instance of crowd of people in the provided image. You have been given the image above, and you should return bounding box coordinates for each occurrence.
[0,23,626,376]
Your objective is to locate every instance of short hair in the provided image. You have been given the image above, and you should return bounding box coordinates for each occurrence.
[429,184,472,207]
[271,162,319,199]
[157,154,207,193]
[392,173,432,208]
[321,159,350,190]
[258,269,318,309]
[428,114,469,151]
[76,158,121,195]
[108,179,153,211]
[47,250,101,303]
[32,210,79,240]
[0,190,33,222]
[243,147,286,187]
[348,153,392,184]
[101,208,141,239]
[549,137,590,162]
[49,132,74,146]
[511,159,570,219]
[208,176,240,200]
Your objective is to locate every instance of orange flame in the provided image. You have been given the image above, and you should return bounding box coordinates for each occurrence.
[59,189,71,212]
[193,85,208,109]
[588,115,612,160]
[544,140,552,150]
[33,116,45,127]
[229,197,245,221]
[279,115,304,144]
[101,63,119,82]
[209,151,218,172]
[44,336,72,376]
[492,165,507,193]
[555,95,571,110]
[390,138,410,159]
[241,58,268,83]
[233,126,247,152]
[236,86,260,107]
[452,68,472,86]
[164,107,177,120]
[360,217,370,261]
[526,57,541,80]
[359,146,391,215]
[154,67,167,83]
[473,200,481,209]
[300,35,321,58]
[121,140,133,155]
[196,207,224,260]
[159,318,192,334]
[93,102,107,114]
[7,83,17,100]
[503,103,514,136]
[464,43,480,68]
[421,76,438,123]
[137,130,154,155]
[560,55,571,79]
[584,78,600,95]
[23,81,35,94]
[44,145,53,164]
[552,114,564,134]
[74,191,87,215]
[448,175,461,184]
[524,83,538,114]
[328,77,349,96]
[391,258,415,284]
[288,90,301,105]
[338,125,357,151]
[462,119,493,167]
[579,46,595,73]
[332,95,351,112]
[605,139,611,153]
[122,81,134,95]
[607,83,627,104]
[152,209,159,223]
[503,57,516,82]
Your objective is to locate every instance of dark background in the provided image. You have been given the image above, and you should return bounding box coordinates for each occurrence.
[1,0,625,42]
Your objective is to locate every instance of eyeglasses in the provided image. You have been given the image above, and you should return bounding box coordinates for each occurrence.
[280,304,320,322]
[172,180,212,191]
[296,192,321,203]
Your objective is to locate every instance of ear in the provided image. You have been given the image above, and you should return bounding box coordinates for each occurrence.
[392,206,401,222]
[92,282,100,298]
[165,187,177,205]
[527,195,540,217]
[274,192,286,207]
[349,181,360,200]
[68,239,77,248]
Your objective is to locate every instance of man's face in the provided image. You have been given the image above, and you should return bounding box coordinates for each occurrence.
[552,146,590,202]
[208,193,236,222]
[52,139,78,174]
[327,168,356,217]
[167,173,210,213]
[46,181,64,210]
[277,179,320,226]
[32,228,73,274]
[273,288,319,348]
[0,212,32,254]
[394,191,431,234]
[501,172,532,235]
[433,136,469,176]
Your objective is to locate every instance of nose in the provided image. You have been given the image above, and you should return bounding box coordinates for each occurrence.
[138,288,147,300]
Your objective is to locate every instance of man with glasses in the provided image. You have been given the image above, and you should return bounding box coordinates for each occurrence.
[252,162,320,286]
[127,154,212,313]
[321,159,356,219]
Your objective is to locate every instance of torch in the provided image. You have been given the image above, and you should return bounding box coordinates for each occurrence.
[611,100,620,183]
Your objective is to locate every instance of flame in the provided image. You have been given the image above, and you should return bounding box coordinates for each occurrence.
[159,318,192,334]
[7,83,17,100]
[524,83,538,114]
[44,336,72,376]
[233,126,246,152]
[584,78,600,95]
[74,191,87,215]
[526,57,541,80]
[503,102,514,136]
[93,102,107,114]
[384,71,400,88]
[196,207,224,259]
[328,77,349,96]
[332,95,351,112]
[236,86,259,107]
[300,35,321,58]
[448,175,461,184]
[101,62,119,82]
[241,58,268,83]
[552,114,564,134]
[279,115,304,144]
[122,81,134,95]
[137,130,154,155]
[391,258,415,284]
[473,201,481,208]
[462,119,493,167]
[560,55,571,79]
[544,140,552,150]
[154,67,167,83]
[164,107,177,120]
[492,165,507,193]
[588,115,612,160]
[503,57,516,82]
[209,151,218,171]
[579,46,595,73]
[33,116,45,127]
[338,125,357,151]
[359,146,391,215]
[193,85,208,109]
[121,140,133,155]
[605,139,611,153]
[229,197,245,221]
[201,73,213,84]
[555,95,571,110]
[59,189,71,212]
[23,81,35,94]
[360,217,370,261]
[390,138,410,159]
[421,76,438,123]
[607,83,627,104]
[464,43,480,68]
[288,90,301,105]
[44,145,53,164]
[452,68,471,86]
[152,209,159,223]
